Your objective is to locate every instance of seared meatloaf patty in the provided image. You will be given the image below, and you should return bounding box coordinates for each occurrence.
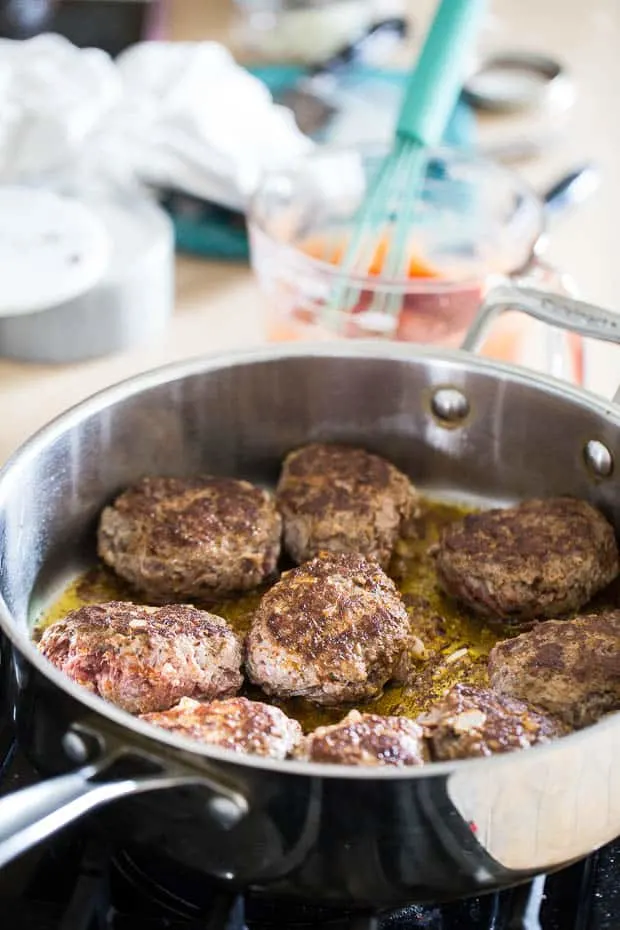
[38,601,243,714]
[98,476,282,602]
[431,497,618,630]
[294,710,427,766]
[488,609,620,728]
[418,683,564,760]
[276,444,418,568]
[245,552,418,705]
[141,696,302,759]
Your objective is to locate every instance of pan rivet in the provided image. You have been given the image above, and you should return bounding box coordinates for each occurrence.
[431,387,470,425]
[207,795,247,828]
[62,731,90,763]
[584,440,614,478]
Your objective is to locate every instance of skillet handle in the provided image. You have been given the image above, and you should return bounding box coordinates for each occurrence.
[0,752,248,870]
[462,285,620,403]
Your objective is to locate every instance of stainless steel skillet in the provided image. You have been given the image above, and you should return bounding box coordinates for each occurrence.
[0,286,618,908]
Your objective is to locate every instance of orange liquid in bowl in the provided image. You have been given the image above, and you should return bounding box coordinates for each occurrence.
[265,234,583,382]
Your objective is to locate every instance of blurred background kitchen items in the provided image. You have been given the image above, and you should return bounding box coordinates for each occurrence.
[0,33,183,362]
[0,0,165,52]
[0,186,111,316]
[0,0,56,37]
[322,0,486,332]
[248,145,585,379]
[468,53,575,165]
[0,180,174,364]
[463,51,572,114]
[274,16,408,136]
[232,0,381,64]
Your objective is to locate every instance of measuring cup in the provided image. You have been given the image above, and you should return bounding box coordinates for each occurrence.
[248,145,587,381]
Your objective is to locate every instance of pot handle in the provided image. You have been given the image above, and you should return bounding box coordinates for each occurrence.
[462,284,620,403]
[0,738,248,870]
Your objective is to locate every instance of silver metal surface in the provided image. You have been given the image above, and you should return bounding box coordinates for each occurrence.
[0,753,248,871]
[0,710,249,871]
[430,386,470,424]
[463,52,571,113]
[462,285,620,353]
[0,285,619,876]
[584,439,614,478]
[62,731,91,764]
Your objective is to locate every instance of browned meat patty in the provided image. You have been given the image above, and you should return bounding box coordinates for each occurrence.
[488,609,620,728]
[294,710,427,766]
[431,498,618,630]
[245,552,418,705]
[276,444,418,569]
[37,601,243,714]
[418,683,564,760]
[98,476,282,602]
[141,696,302,759]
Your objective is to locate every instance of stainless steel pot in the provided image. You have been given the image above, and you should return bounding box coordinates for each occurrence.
[0,286,618,907]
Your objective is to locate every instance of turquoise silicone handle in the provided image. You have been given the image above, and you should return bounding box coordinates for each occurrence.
[396,0,486,145]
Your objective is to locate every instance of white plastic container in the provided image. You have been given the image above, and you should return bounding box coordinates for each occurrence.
[0,184,174,364]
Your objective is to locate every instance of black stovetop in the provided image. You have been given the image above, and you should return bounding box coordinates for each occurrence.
[1,722,619,930]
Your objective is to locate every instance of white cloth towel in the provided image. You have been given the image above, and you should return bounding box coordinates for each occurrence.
[0,34,312,210]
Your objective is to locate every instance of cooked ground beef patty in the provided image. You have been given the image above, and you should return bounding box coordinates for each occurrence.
[98,475,282,602]
[38,601,243,714]
[141,696,302,759]
[294,710,427,766]
[245,552,418,705]
[431,497,618,631]
[276,444,418,568]
[418,683,565,760]
[488,609,620,728]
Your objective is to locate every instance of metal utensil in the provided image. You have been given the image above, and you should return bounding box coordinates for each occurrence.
[541,164,599,218]
[0,286,618,905]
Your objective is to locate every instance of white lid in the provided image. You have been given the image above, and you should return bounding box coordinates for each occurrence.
[0,186,110,317]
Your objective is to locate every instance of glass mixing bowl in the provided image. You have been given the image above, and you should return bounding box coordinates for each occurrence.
[248,145,580,369]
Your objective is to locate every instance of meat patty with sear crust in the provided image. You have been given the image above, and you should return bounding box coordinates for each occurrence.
[38,601,243,714]
[431,497,618,631]
[245,552,418,705]
[294,709,427,766]
[418,683,565,760]
[276,444,418,568]
[141,696,302,759]
[489,609,620,728]
[98,475,282,602]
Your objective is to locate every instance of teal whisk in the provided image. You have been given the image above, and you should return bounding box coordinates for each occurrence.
[325,0,486,333]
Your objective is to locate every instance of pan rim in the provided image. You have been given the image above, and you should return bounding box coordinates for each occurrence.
[1,339,619,781]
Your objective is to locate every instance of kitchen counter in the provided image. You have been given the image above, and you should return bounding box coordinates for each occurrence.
[0,0,618,463]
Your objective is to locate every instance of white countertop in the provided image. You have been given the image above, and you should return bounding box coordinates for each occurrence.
[0,0,618,462]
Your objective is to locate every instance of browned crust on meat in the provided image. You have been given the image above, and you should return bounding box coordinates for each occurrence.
[256,553,406,660]
[41,601,232,641]
[431,498,618,629]
[38,601,243,714]
[245,552,416,705]
[141,696,302,759]
[488,609,620,728]
[97,475,282,601]
[276,444,418,568]
[418,683,565,760]
[294,709,428,766]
